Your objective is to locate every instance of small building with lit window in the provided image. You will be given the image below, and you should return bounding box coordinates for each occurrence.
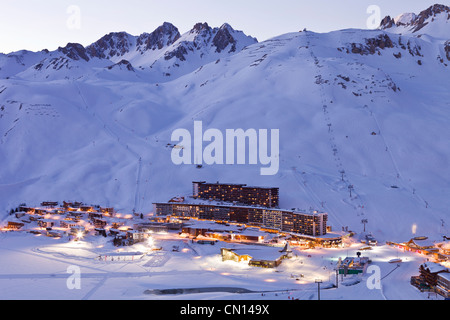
[221,243,292,268]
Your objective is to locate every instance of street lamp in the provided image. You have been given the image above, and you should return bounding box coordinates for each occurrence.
[315,279,322,300]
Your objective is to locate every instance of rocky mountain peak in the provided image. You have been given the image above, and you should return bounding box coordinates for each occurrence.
[136,22,181,52]
[191,22,211,33]
[57,43,90,62]
[213,23,238,53]
[86,32,134,60]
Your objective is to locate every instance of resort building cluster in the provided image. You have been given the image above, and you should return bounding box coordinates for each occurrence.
[154,181,335,242]
[2,181,450,298]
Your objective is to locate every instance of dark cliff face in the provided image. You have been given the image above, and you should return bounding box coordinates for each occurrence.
[85,23,181,60]
[348,34,395,55]
[412,4,450,32]
[379,16,395,29]
[340,33,423,59]
[213,24,237,53]
[107,59,135,71]
[163,22,247,61]
[164,46,188,61]
[136,22,181,52]
[86,32,133,59]
[58,43,90,62]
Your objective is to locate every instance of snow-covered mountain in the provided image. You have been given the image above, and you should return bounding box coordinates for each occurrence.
[1,6,450,244]
[380,3,450,39]
[0,22,257,82]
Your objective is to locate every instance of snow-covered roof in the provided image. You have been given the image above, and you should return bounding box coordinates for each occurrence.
[237,230,267,237]
[155,198,326,216]
[289,231,343,240]
[438,272,450,281]
[127,229,145,234]
[410,238,435,248]
[422,262,449,273]
[223,247,286,261]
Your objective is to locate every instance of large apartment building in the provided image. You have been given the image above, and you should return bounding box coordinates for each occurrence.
[192,181,279,208]
[153,201,328,237]
[154,181,327,237]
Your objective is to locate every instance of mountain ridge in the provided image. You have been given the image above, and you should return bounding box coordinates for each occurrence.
[0,21,257,82]
[379,3,450,38]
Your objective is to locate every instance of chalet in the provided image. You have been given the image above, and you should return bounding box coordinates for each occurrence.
[67,212,83,220]
[41,202,58,208]
[95,228,107,237]
[63,201,73,208]
[100,207,115,215]
[137,223,169,233]
[337,255,370,275]
[206,231,231,241]
[389,236,439,256]
[113,233,128,246]
[182,226,209,237]
[80,205,94,212]
[111,220,126,229]
[436,272,450,299]
[34,208,48,215]
[46,230,64,238]
[418,262,449,287]
[88,212,103,220]
[230,229,266,242]
[6,221,25,230]
[38,219,54,229]
[221,248,252,263]
[410,275,430,291]
[404,236,438,254]
[60,220,79,228]
[63,201,83,210]
[221,243,292,268]
[72,201,83,208]
[19,206,35,213]
[126,230,148,245]
[92,218,107,228]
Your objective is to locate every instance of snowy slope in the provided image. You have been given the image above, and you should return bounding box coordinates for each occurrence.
[1,9,450,245]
